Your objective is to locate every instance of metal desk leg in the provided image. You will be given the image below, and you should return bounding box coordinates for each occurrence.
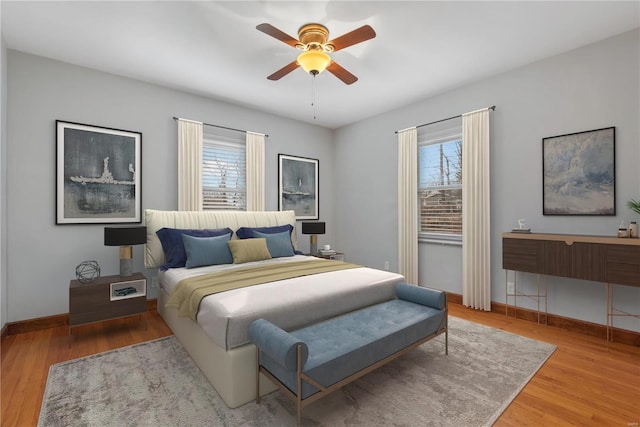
[606,282,612,342]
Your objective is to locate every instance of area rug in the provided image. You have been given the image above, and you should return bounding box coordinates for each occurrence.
[38,317,555,427]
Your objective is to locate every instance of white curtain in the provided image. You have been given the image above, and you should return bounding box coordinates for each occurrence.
[177,118,203,211]
[246,131,265,211]
[398,127,418,285]
[462,108,491,310]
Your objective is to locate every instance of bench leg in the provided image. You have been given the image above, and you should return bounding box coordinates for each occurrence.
[445,329,448,355]
[297,344,303,427]
[255,347,261,404]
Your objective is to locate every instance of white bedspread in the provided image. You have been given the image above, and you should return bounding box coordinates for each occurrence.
[159,255,404,350]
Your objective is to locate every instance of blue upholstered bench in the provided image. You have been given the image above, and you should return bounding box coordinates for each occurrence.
[248,283,448,426]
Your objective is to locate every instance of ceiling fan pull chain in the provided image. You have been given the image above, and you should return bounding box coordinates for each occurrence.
[311,74,317,120]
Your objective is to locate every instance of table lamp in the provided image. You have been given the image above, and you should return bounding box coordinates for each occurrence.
[104,226,147,277]
[301,222,325,255]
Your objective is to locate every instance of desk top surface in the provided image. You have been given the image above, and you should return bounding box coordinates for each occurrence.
[502,232,640,246]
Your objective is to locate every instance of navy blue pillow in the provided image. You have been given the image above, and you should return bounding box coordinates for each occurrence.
[156,227,233,270]
[236,224,294,240]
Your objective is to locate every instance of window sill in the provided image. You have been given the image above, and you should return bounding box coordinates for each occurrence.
[418,235,462,246]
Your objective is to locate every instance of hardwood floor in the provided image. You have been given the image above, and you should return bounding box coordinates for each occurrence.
[1,304,639,427]
[1,310,172,427]
[447,304,640,427]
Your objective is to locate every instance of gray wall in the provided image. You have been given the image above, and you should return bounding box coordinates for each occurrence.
[333,29,640,332]
[6,51,334,322]
[4,30,639,334]
[1,32,7,330]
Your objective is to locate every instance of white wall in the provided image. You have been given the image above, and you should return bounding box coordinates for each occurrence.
[333,29,640,332]
[6,51,334,322]
[1,31,7,331]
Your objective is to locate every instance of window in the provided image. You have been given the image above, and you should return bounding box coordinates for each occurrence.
[418,124,462,242]
[202,135,246,210]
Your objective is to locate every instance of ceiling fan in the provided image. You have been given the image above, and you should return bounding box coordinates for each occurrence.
[256,22,376,85]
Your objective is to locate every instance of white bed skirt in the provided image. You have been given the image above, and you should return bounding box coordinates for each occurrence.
[158,288,278,408]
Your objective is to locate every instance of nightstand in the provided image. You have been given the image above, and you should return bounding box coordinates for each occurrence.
[310,252,345,261]
[69,272,147,334]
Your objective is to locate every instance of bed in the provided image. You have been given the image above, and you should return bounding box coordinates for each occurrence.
[144,209,405,408]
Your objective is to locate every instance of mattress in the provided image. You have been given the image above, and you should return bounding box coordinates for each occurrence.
[159,255,404,350]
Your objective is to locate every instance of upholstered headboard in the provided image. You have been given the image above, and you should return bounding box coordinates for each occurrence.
[144,209,298,269]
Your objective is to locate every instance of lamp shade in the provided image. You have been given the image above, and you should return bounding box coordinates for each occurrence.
[297,50,331,75]
[301,222,325,235]
[104,226,147,246]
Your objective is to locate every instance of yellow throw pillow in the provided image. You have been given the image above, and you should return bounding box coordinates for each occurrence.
[227,238,272,264]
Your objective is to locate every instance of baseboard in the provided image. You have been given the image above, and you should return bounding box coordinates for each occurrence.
[446,291,640,347]
[447,293,463,305]
[1,323,8,340]
[7,313,68,335]
[4,295,638,346]
[3,299,158,337]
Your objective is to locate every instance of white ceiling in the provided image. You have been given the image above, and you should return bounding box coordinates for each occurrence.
[2,1,639,129]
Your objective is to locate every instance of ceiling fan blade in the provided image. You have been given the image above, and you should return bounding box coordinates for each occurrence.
[256,23,300,48]
[327,25,376,52]
[267,60,300,81]
[326,61,358,85]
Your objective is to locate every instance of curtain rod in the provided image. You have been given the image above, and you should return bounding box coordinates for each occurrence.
[172,117,269,138]
[394,105,496,134]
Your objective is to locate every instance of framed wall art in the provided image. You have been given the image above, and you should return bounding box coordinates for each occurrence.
[56,121,142,224]
[278,154,319,220]
[542,126,615,216]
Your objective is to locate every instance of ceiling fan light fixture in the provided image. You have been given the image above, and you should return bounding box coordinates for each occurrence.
[297,50,331,75]
[257,22,375,84]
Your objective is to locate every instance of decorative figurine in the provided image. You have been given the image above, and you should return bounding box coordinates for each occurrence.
[76,260,101,284]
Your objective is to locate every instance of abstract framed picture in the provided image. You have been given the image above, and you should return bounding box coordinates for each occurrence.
[542,126,615,216]
[278,154,319,220]
[56,121,142,224]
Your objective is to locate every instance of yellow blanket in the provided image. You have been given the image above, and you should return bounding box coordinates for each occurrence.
[166,259,361,321]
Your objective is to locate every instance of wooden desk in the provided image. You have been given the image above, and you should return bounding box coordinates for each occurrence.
[502,232,640,340]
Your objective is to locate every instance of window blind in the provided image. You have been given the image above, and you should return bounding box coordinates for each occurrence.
[202,136,246,211]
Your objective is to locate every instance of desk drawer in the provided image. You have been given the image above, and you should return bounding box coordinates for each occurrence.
[606,245,640,287]
[503,238,544,273]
